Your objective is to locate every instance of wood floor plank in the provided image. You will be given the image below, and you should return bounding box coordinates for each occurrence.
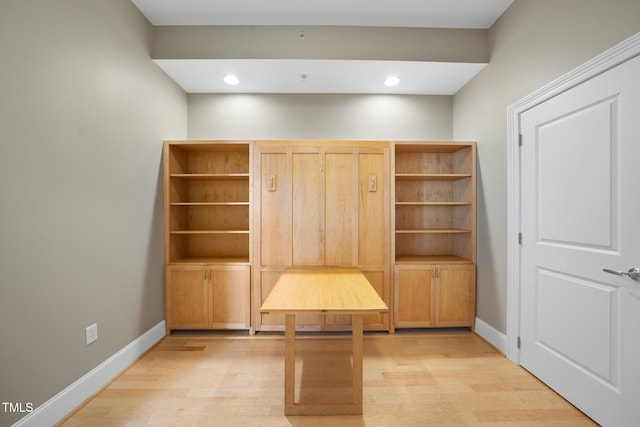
[58,332,598,426]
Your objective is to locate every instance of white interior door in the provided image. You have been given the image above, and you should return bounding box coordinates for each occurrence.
[520,54,640,426]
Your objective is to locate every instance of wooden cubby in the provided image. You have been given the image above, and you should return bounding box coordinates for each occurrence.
[392,142,476,330]
[164,142,251,264]
[393,142,476,264]
[163,141,251,334]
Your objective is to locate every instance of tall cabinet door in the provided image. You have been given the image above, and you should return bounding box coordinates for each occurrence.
[259,151,291,266]
[359,150,389,329]
[359,152,386,267]
[292,150,324,265]
[325,150,357,266]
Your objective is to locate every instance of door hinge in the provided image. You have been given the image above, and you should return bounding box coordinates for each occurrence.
[517,336,521,349]
[519,134,523,146]
[518,232,523,245]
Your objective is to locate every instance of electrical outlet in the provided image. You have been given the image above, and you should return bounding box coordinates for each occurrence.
[85,323,98,346]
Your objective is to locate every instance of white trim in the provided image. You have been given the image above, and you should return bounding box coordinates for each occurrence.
[506,32,640,363]
[474,317,507,355]
[12,321,166,427]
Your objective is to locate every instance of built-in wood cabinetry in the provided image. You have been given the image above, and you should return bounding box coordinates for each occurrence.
[394,264,475,328]
[163,140,475,334]
[166,264,250,330]
[393,142,476,330]
[253,142,390,332]
[163,141,252,333]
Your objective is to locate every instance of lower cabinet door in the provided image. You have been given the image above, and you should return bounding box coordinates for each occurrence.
[210,265,251,329]
[435,264,476,328]
[394,263,476,329]
[167,265,209,329]
[394,265,436,328]
[167,264,251,331]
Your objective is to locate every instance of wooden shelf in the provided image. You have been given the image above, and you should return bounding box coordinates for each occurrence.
[395,228,472,234]
[170,173,249,180]
[395,255,473,264]
[169,257,250,265]
[394,142,474,154]
[395,173,471,181]
[395,202,471,206]
[165,141,251,262]
[170,230,250,235]
[170,202,249,206]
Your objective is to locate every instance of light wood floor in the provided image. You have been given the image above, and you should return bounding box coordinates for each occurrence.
[59,331,598,426]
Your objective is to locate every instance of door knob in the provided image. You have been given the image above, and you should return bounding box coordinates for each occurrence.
[603,267,640,282]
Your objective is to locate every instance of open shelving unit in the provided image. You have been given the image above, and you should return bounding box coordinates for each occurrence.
[163,141,252,333]
[393,142,476,264]
[392,141,476,330]
[165,142,251,264]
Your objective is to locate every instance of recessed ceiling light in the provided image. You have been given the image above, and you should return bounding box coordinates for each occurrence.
[223,74,239,85]
[384,76,400,87]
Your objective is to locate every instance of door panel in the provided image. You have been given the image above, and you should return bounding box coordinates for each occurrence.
[436,264,474,326]
[259,269,284,327]
[361,270,387,328]
[395,266,434,327]
[359,153,386,266]
[325,152,356,266]
[521,54,640,426]
[292,152,323,265]
[211,266,250,328]
[536,97,617,249]
[167,266,208,328]
[535,269,617,383]
[260,152,291,266]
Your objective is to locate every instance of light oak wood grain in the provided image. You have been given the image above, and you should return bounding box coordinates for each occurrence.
[260,268,388,314]
[261,268,387,415]
[252,142,392,333]
[59,332,597,427]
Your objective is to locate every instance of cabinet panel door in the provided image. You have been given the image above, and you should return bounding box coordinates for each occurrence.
[362,270,388,329]
[395,266,435,327]
[211,266,250,329]
[292,152,323,265]
[167,265,208,329]
[259,269,284,327]
[359,152,386,266]
[325,152,356,265]
[260,152,291,266]
[436,264,475,327]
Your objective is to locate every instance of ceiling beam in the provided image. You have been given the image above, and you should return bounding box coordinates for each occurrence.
[152,26,488,63]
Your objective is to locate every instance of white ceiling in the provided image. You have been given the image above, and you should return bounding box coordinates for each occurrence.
[154,59,487,95]
[131,0,513,94]
[132,0,513,28]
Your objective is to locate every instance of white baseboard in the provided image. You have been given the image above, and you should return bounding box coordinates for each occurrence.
[474,317,508,355]
[12,321,166,427]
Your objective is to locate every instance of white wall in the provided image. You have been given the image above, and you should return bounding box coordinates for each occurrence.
[0,1,187,425]
[453,0,640,333]
[188,94,453,140]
